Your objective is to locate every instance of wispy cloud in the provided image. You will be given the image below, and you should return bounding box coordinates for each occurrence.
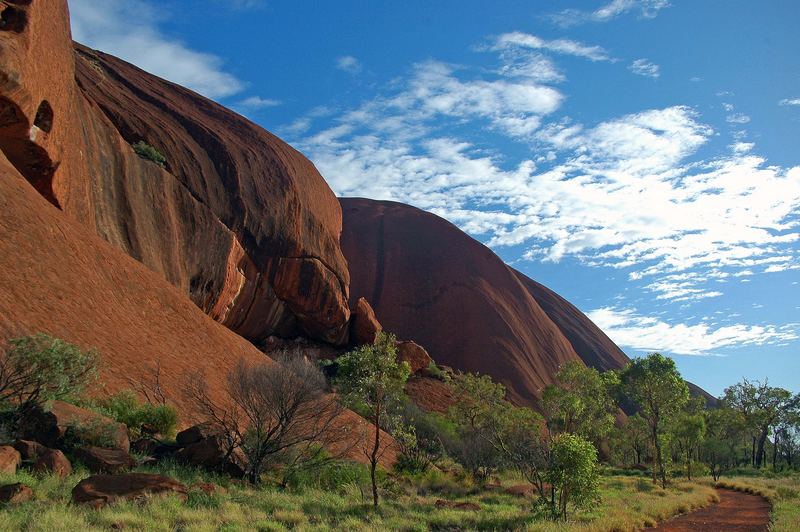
[549,0,671,27]
[492,32,611,62]
[236,96,282,109]
[587,307,798,356]
[629,58,660,78]
[70,0,244,100]
[779,98,800,106]
[336,55,363,74]
[291,36,800,301]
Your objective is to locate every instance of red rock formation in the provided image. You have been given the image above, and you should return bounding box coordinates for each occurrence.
[341,198,715,410]
[0,0,350,345]
[350,297,382,346]
[0,152,397,467]
[340,198,581,406]
[396,341,433,374]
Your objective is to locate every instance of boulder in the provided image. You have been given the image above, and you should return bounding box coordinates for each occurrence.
[12,440,45,461]
[71,473,188,509]
[74,446,136,474]
[396,341,433,374]
[175,433,247,478]
[19,401,129,452]
[0,483,33,504]
[0,446,21,474]
[350,297,382,346]
[33,448,72,478]
[175,423,219,447]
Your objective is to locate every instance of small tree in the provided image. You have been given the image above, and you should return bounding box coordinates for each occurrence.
[187,354,346,484]
[620,353,689,487]
[546,433,600,520]
[335,332,410,507]
[0,333,98,413]
[132,140,167,167]
[541,361,618,441]
[672,411,705,480]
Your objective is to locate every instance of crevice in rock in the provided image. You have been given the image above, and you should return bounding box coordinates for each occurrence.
[0,5,26,33]
[33,100,53,133]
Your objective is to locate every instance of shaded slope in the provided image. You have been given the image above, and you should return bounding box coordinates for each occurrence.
[340,198,581,406]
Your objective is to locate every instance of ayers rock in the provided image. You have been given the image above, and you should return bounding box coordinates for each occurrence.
[340,198,713,408]
[1,0,350,348]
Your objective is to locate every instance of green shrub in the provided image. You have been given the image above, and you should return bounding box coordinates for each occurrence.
[0,333,98,411]
[62,417,119,449]
[132,140,167,167]
[90,390,178,440]
[283,460,371,494]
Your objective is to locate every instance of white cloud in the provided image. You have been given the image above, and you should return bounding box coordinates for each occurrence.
[587,307,799,355]
[550,0,671,27]
[629,58,660,78]
[726,113,751,124]
[492,32,611,62]
[293,41,800,293]
[69,0,243,100]
[779,98,800,106]
[336,55,362,74]
[236,96,281,109]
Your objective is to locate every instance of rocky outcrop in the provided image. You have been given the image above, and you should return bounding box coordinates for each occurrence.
[340,198,581,406]
[341,198,714,410]
[0,0,350,346]
[396,341,433,374]
[71,473,188,509]
[0,483,33,504]
[0,446,20,474]
[74,447,136,474]
[174,424,247,478]
[33,448,72,478]
[19,401,129,452]
[350,297,382,346]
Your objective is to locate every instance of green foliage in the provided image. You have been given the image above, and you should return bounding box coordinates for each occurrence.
[335,331,411,506]
[62,417,119,450]
[541,361,618,441]
[132,140,167,167]
[545,433,600,520]
[620,353,689,487]
[671,411,706,480]
[90,390,178,440]
[0,333,99,411]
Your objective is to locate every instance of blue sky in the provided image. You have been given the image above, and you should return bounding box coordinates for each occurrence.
[69,0,800,396]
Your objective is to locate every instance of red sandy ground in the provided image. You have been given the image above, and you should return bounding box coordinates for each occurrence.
[654,488,771,532]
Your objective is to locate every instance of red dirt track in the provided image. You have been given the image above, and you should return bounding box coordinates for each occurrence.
[654,488,771,531]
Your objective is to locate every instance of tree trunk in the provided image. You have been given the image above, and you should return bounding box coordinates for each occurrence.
[686,447,692,480]
[772,432,778,471]
[756,428,768,469]
[651,427,659,484]
[655,436,666,488]
[751,435,756,467]
[370,403,381,507]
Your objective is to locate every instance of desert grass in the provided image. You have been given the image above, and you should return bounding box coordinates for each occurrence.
[0,463,722,531]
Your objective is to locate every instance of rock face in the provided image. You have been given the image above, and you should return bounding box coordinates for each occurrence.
[0,0,350,346]
[340,198,584,406]
[71,473,188,509]
[350,297,382,346]
[174,424,247,478]
[341,198,715,409]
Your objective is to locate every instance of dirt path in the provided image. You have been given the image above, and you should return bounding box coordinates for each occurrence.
[653,488,771,531]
